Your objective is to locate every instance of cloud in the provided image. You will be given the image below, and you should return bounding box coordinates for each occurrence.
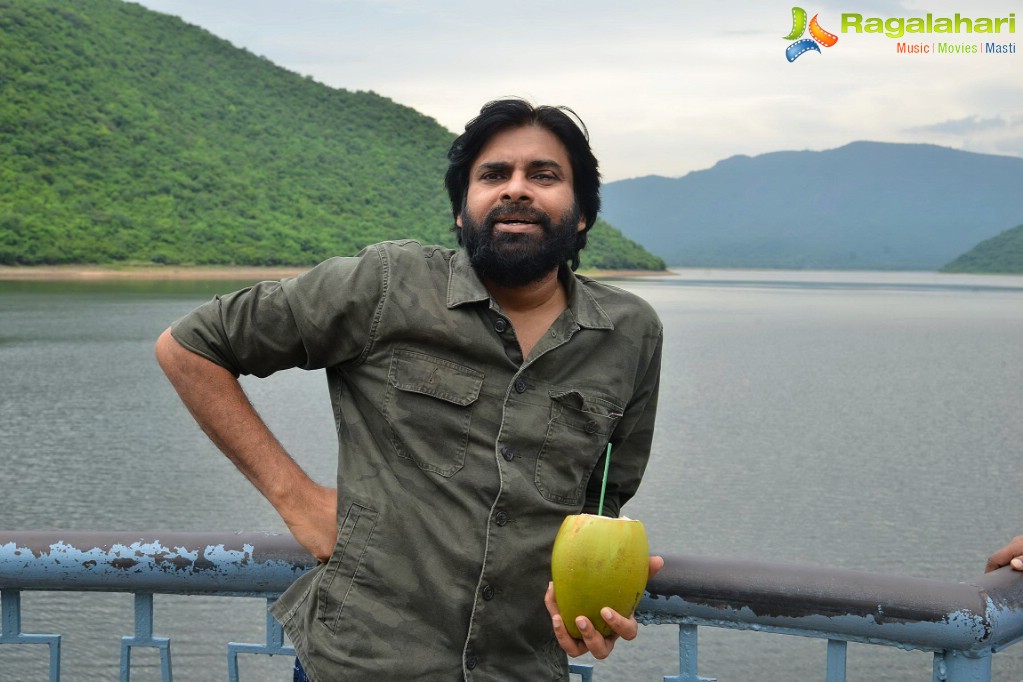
[907,115,1012,135]
[133,0,1023,180]
[901,113,1023,160]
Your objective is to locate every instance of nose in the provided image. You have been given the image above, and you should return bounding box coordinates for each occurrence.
[500,170,533,203]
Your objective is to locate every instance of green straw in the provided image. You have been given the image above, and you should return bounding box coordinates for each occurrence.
[597,443,612,516]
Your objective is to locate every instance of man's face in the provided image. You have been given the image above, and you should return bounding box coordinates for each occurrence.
[457,125,587,287]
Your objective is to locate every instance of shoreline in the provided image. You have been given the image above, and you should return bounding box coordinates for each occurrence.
[0,264,670,282]
[0,264,309,281]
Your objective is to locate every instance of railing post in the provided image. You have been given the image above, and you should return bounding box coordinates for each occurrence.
[226,598,296,682]
[568,662,594,681]
[663,623,716,682]
[826,639,847,682]
[0,588,62,682]
[933,650,992,682]
[119,592,172,682]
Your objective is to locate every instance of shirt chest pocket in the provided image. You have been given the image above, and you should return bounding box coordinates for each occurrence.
[384,348,483,477]
[535,389,624,505]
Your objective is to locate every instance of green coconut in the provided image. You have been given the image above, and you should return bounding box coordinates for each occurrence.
[551,513,649,638]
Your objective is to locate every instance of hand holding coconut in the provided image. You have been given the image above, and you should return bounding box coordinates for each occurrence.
[545,550,663,659]
[544,444,664,659]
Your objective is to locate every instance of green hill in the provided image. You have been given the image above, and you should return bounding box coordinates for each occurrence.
[0,0,663,271]
[941,224,1023,274]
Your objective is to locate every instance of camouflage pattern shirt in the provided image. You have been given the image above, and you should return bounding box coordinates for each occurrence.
[170,240,663,681]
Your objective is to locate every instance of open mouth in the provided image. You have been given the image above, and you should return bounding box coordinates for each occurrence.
[492,210,544,232]
[493,220,541,236]
[497,218,538,226]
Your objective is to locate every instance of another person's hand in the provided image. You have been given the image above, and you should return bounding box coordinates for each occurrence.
[545,555,664,659]
[281,483,338,563]
[986,535,1023,573]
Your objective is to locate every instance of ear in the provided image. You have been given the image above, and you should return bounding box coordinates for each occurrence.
[456,213,463,228]
[576,214,587,233]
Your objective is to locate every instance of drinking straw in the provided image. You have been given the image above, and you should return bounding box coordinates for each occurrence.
[597,443,612,516]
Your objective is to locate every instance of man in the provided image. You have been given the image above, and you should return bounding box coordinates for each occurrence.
[156,98,663,681]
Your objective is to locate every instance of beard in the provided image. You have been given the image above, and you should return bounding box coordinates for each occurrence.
[461,202,582,288]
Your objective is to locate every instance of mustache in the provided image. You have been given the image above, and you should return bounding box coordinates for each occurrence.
[485,204,550,228]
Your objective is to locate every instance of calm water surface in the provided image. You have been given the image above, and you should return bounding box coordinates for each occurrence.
[1,270,1022,680]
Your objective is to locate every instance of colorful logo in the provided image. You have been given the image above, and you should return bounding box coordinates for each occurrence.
[784,7,839,61]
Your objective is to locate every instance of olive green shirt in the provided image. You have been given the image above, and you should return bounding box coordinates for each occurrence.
[171,240,662,681]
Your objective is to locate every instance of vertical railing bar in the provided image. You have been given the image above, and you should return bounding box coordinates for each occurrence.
[227,598,296,682]
[2,589,21,635]
[120,592,172,682]
[826,639,848,682]
[119,631,132,682]
[136,593,154,639]
[49,633,61,682]
[1,589,62,682]
[266,604,284,648]
[938,649,993,682]
[933,651,947,682]
[663,623,716,682]
[680,623,698,677]
[568,662,594,681]
[227,644,240,682]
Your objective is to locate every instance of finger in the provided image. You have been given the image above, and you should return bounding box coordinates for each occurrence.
[987,547,1012,572]
[551,613,588,657]
[987,553,1023,573]
[575,616,616,660]
[600,607,638,641]
[543,582,558,617]
[546,582,588,657]
[649,555,665,578]
[987,542,1023,573]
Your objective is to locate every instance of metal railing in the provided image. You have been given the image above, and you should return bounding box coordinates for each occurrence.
[637,554,1023,681]
[1,531,310,682]
[2,531,1023,681]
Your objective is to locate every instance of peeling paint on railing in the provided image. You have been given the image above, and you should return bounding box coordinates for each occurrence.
[0,531,317,596]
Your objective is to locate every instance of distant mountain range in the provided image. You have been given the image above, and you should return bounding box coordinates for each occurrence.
[601,142,1023,270]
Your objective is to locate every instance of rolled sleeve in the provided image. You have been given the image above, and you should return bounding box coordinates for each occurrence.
[170,248,387,377]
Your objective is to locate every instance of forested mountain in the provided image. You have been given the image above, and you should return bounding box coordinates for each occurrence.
[0,0,664,271]
[602,142,1023,270]
[942,224,1023,274]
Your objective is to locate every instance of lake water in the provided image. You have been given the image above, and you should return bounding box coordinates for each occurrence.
[2,270,1022,681]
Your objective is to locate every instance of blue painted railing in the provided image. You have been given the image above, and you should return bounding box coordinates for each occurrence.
[2,531,1023,681]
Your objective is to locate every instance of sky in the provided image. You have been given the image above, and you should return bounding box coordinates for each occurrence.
[132,0,1022,182]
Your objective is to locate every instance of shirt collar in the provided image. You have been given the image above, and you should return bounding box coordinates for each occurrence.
[447,250,614,331]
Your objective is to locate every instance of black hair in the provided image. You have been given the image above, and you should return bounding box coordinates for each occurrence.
[444,98,601,270]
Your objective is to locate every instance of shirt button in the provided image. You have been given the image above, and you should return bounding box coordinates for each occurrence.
[482,584,496,601]
[514,377,528,393]
[585,420,599,434]
[466,653,478,670]
[500,446,516,462]
[494,318,507,333]
[495,510,509,526]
